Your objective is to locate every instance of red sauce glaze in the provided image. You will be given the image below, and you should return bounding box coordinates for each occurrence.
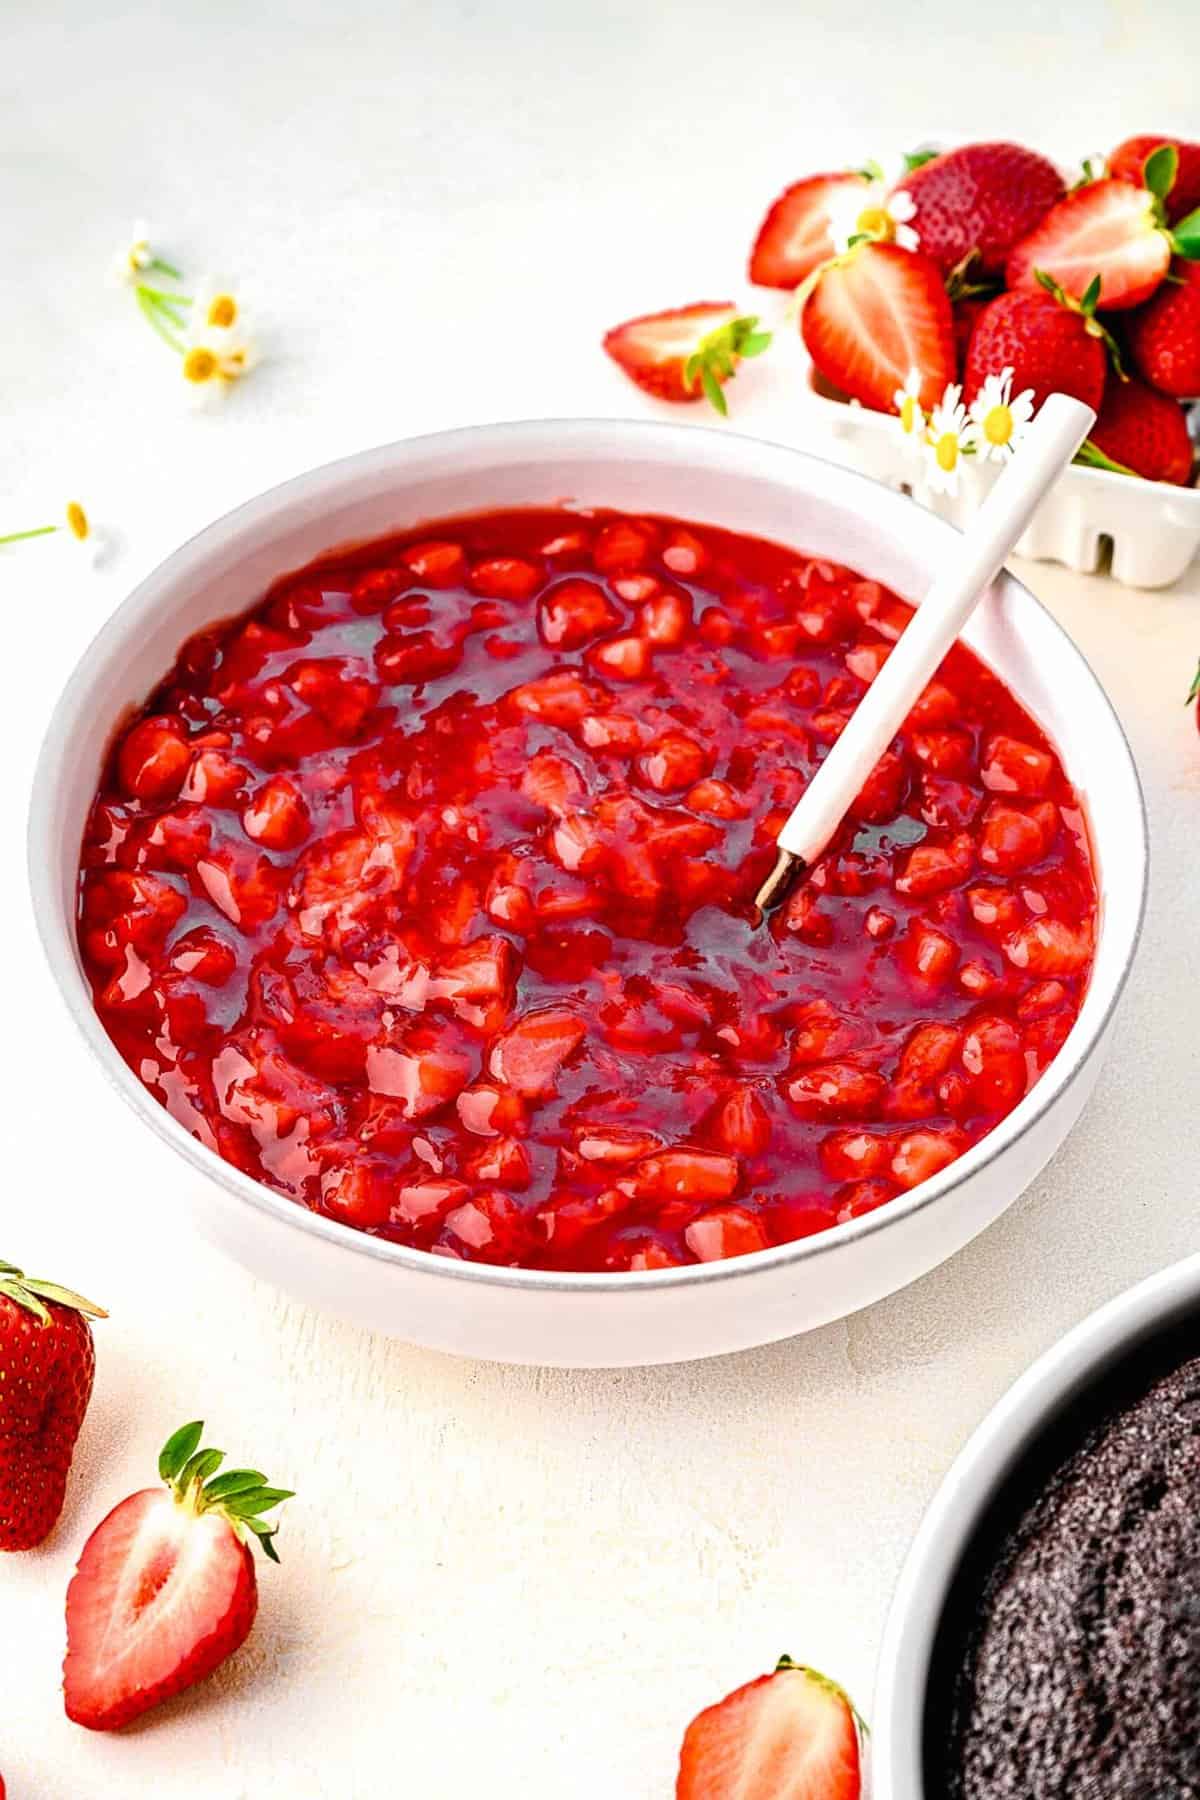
[77,509,1097,1272]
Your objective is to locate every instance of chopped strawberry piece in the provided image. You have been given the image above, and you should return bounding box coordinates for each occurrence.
[1003,916,1093,976]
[891,1127,968,1189]
[685,1205,769,1262]
[574,1125,663,1165]
[375,629,462,684]
[538,579,620,649]
[785,1062,886,1120]
[506,670,599,725]
[462,1136,532,1187]
[801,241,955,413]
[711,1087,772,1156]
[981,734,1054,797]
[401,539,467,586]
[488,1008,586,1096]
[455,1082,525,1138]
[520,751,586,814]
[637,732,709,793]
[820,1128,891,1181]
[895,832,974,897]
[588,635,652,681]
[364,1041,472,1118]
[979,801,1057,873]
[443,1190,533,1263]
[117,716,192,803]
[619,1149,740,1203]
[899,917,960,987]
[469,556,541,601]
[638,587,692,645]
[242,776,311,850]
[961,1013,1027,1112]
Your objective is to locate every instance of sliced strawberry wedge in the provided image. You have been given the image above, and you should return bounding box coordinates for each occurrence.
[749,173,866,288]
[488,1007,586,1097]
[1005,178,1170,310]
[801,241,955,412]
[64,1421,291,1731]
[676,1657,864,1799]
[603,304,770,411]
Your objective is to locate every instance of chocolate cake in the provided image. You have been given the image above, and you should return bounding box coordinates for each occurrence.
[930,1337,1200,1798]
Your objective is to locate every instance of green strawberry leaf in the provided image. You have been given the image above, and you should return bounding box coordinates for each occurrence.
[903,147,939,172]
[203,1468,268,1502]
[159,1421,204,1483]
[1187,657,1200,705]
[688,315,772,416]
[179,1447,225,1491]
[1075,439,1137,477]
[1143,144,1179,202]
[1170,204,1200,259]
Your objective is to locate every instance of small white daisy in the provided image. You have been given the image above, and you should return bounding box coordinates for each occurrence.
[108,218,175,287]
[923,383,976,496]
[0,500,109,567]
[968,367,1036,463]
[180,280,260,399]
[828,180,920,255]
[893,367,927,442]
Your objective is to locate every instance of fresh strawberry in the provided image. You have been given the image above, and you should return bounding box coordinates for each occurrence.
[1110,135,1200,223]
[952,294,990,373]
[603,304,770,413]
[676,1656,864,1799]
[1006,176,1173,311]
[1087,375,1195,485]
[749,173,867,288]
[1127,260,1200,397]
[800,241,955,413]
[963,286,1108,413]
[64,1420,291,1731]
[893,141,1065,277]
[0,1260,105,1552]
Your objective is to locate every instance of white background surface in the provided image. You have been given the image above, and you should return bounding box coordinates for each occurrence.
[3,3,1199,1794]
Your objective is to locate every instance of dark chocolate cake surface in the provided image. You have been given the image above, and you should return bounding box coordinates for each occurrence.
[938,1345,1200,1799]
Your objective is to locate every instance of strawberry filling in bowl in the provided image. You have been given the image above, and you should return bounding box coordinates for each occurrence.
[30,422,1146,1365]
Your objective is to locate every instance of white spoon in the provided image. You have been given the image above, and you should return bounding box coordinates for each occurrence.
[754,391,1096,916]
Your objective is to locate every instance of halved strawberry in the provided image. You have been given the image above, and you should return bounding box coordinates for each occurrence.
[748,173,867,289]
[676,1656,864,1800]
[64,1421,291,1731]
[1005,177,1171,310]
[603,304,770,413]
[800,242,955,413]
[1110,135,1200,224]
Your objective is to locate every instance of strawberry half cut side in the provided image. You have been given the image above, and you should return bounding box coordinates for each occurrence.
[0,1260,106,1552]
[63,1420,292,1731]
[1005,160,1200,311]
[603,304,771,413]
[676,1656,865,1799]
[749,172,867,289]
[800,240,955,413]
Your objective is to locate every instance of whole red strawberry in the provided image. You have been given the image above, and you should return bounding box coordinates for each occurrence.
[893,141,1065,277]
[1110,135,1200,224]
[963,287,1109,413]
[64,1420,292,1730]
[801,240,955,413]
[0,1259,106,1551]
[677,1656,864,1799]
[1089,376,1195,485]
[1127,261,1200,398]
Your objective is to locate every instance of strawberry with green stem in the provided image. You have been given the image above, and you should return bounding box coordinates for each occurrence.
[0,1258,106,1552]
[1006,147,1200,311]
[676,1655,865,1798]
[64,1420,293,1730]
[604,303,771,414]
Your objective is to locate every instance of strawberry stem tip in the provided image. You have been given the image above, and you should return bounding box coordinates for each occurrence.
[772,1656,871,1740]
[158,1421,293,1563]
[1033,269,1127,376]
[684,315,772,416]
[0,1259,107,1328]
[1187,657,1200,706]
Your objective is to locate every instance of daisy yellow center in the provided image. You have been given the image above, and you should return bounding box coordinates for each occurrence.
[183,346,220,384]
[983,404,1014,447]
[207,294,237,329]
[936,432,959,472]
[65,501,89,541]
[857,205,893,239]
[900,395,920,434]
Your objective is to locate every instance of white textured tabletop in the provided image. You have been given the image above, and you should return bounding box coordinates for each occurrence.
[3,3,1198,1794]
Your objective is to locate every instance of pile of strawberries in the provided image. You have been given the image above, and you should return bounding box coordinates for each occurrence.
[605,134,1200,488]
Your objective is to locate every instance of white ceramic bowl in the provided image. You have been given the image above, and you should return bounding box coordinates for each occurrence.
[28,420,1148,1367]
[872,1250,1200,1796]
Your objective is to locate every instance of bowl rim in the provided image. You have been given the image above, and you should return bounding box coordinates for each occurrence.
[27,416,1150,1298]
[871,1248,1200,1792]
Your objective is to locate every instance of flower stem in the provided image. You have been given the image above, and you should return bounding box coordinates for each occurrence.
[136,287,185,353]
[148,256,182,281]
[0,525,58,546]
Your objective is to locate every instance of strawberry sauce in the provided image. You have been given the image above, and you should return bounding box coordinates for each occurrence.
[77,509,1097,1272]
